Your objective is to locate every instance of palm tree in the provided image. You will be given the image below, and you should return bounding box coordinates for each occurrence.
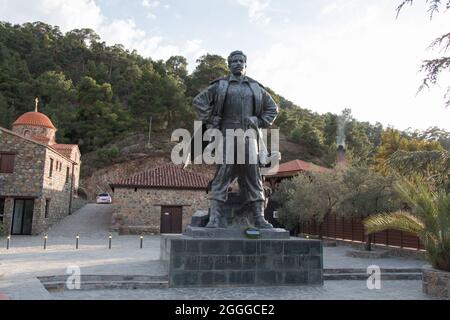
[385,150,450,191]
[363,177,450,272]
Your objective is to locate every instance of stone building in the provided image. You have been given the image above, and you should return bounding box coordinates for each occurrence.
[110,163,209,234]
[0,106,81,235]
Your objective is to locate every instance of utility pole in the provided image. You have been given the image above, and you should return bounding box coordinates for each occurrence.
[147,117,153,148]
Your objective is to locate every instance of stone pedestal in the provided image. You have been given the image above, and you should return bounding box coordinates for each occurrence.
[184,226,290,239]
[422,265,450,299]
[160,235,323,288]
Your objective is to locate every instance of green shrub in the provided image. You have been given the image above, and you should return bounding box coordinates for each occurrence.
[96,145,120,161]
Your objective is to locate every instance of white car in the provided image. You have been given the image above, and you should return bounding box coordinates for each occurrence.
[96,193,112,204]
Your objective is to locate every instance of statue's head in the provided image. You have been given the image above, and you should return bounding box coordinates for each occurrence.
[228,50,247,76]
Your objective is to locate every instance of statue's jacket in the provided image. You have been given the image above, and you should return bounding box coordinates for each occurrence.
[193,75,279,133]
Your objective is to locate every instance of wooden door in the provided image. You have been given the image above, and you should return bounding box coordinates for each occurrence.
[11,199,34,235]
[160,206,183,234]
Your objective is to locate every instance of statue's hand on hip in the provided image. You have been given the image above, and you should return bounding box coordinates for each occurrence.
[245,116,259,129]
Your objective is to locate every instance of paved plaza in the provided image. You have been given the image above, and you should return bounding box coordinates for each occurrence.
[0,204,435,300]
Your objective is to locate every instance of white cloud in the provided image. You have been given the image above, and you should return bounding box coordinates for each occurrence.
[146,12,157,20]
[320,0,357,16]
[183,40,207,71]
[141,0,160,20]
[235,0,271,24]
[0,0,197,61]
[249,4,450,131]
[0,0,104,30]
[141,0,159,9]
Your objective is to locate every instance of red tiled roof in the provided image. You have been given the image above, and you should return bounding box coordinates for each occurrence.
[0,127,78,164]
[111,163,210,190]
[264,159,330,177]
[12,112,56,129]
[52,144,77,150]
[52,144,77,158]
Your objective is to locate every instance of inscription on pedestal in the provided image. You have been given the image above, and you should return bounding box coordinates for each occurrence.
[161,236,323,288]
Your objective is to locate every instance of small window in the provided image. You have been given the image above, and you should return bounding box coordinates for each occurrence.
[49,158,54,177]
[0,198,5,222]
[66,167,70,183]
[0,153,15,173]
[45,199,50,218]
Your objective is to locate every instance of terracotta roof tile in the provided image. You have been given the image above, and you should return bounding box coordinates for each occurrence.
[264,159,330,177]
[0,127,78,164]
[12,112,56,129]
[52,144,78,158]
[111,163,210,190]
[52,144,77,150]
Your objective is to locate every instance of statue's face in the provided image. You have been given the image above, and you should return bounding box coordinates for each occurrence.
[229,54,247,76]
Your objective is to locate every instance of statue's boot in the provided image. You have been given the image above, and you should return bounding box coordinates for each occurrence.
[206,199,223,228]
[252,201,273,229]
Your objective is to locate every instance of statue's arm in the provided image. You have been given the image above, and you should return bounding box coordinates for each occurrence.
[193,84,217,126]
[258,89,279,128]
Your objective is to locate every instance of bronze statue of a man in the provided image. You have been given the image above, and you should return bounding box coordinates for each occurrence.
[193,50,279,229]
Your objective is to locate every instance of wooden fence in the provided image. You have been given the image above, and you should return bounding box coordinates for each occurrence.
[298,213,424,250]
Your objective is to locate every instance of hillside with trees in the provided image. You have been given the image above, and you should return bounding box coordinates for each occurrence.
[1,21,449,179]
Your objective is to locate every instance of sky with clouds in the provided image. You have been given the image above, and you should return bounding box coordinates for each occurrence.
[1,0,449,131]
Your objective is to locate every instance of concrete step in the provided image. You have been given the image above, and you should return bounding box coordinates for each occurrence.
[323,241,337,247]
[38,274,169,291]
[324,273,422,281]
[324,268,423,274]
[43,280,169,291]
[38,274,168,282]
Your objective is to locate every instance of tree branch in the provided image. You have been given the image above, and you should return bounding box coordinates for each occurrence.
[397,0,450,19]
[429,32,450,53]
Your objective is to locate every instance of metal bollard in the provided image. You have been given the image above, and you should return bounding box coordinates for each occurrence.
[76,234,80,250]
[6,235,10,250]
[108,234,112,249]
[43,234,48,250]
[140,235,144,249]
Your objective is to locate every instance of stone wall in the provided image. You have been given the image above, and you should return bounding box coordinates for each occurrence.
[0,130,46,196]
[0,129,81,235]
[0,130,45,234]
[35,148,77,234]
[112,187,209,234]
[12,124,56,143]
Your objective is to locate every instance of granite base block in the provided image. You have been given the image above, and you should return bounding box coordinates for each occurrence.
[184,226,290,239]
[160,235,324,288]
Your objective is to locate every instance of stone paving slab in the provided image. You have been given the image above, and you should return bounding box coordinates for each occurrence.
[0,204,431,300]
[0,277,52,300]
[323,246,426,269]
